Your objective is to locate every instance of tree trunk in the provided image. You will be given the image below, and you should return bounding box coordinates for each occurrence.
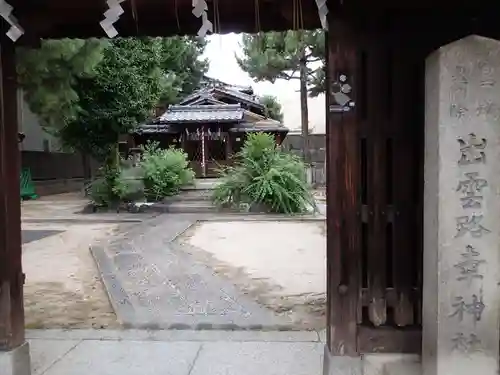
[299,49,310,164]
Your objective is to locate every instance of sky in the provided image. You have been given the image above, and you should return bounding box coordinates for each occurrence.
[202,33,326,134]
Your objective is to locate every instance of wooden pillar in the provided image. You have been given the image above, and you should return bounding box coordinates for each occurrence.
[324,16,362,375]
[224,132,232,161]
[0,34,27,353]
[200,125,206,177]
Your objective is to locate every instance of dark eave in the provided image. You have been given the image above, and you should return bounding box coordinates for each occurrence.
[12,0,323,41]
[134,124,178,134]
[229,127,289,134]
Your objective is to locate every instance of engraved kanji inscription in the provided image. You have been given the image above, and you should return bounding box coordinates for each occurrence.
[450,103,469,119]
[478,60,496,88]
[455,215,491,238]
[458,133,487,165]
[456,172,488,209]
[450,65,469,102]
[451,332,481,352]
[454,245,486,284]
[450,292,485,324]
[476,100,499,120]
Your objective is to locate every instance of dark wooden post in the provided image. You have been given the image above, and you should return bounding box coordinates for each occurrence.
[0,36,26,351]
[325,16,361,366]
[224,132,232,161]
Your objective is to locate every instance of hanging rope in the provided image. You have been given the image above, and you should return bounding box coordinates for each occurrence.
[213,0,221,34]
[130,0,139,34]
[292,0,304,31]
[254,0,261,33]
[174,0,180,30]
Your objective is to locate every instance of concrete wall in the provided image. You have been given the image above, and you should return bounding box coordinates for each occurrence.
[17,88,64,153]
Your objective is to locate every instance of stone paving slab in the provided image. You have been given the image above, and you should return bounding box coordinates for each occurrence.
[40,340,202,375]
[29,339,80,375]
[190,342,324,375]
[92,215,294,330]
[28,331,323,375]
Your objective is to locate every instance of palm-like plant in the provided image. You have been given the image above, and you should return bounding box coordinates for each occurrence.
[213,133,316,214]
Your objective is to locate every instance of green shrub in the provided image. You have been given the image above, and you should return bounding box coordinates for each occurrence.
[213,133,316,214]
[139,141,195,201]
[87,165,120,207]
[112,161,146,202]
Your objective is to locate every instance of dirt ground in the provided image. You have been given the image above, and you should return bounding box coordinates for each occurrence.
[177,220,327,328]
[22,193,119,329]
[23,222,119,329]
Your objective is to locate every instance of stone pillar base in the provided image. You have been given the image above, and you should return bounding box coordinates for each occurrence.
[322,345,362,375]
[323,345,422,375]
[0,342,31,375]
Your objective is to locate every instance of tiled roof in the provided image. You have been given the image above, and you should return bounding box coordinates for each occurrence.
[157,104,244,123]
[179,87,264,109]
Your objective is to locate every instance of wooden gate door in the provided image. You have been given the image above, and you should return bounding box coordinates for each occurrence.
[326,20,423,356]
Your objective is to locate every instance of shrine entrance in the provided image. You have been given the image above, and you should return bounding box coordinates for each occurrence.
[183,125,229,178]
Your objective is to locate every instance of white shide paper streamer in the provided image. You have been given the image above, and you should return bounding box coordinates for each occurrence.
[100,0,125,38]
[315,0,328,30]
[192,0,213,37]
[0,1,24,42]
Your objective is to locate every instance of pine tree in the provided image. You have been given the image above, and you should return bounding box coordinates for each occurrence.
[236,30,325,162]
[260,95,284,122]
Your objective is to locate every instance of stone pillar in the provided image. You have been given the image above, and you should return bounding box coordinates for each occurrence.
[423,35,500,375]
[0,37,31,375]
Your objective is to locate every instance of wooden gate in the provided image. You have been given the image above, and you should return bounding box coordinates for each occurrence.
[326,20,424,355]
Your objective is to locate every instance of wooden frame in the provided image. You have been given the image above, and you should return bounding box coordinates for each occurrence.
[0,35,25,351]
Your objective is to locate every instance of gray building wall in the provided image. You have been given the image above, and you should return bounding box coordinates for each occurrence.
[17,88,64,152]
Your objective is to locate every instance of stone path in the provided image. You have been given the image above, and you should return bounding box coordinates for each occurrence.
[27,329,325,375]
[92,214,296,330]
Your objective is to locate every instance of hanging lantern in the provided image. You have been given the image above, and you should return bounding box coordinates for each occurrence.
[0,1,24,42]
[101,0,125,38]
[315,0,328,30]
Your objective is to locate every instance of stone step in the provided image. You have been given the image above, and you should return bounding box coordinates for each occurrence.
[165,189,213,202]
[181,178,220,191]
[150,201,222,214]
[384,361,421,375]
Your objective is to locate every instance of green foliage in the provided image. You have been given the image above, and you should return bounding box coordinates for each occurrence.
[16,39,106,130]
[139,142,195,201]
[87,164,120,207]
[112,161,146,202]
[17,37,208,161]
[259,95,284,122]
[87,142,194,207]
[213,133,315,214]
[236,30,325,97]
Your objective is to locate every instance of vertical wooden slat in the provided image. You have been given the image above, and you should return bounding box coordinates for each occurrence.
[326,18,361,356]
[0,37,25,350]
[366,38,388,327]
[391,42,416,327]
